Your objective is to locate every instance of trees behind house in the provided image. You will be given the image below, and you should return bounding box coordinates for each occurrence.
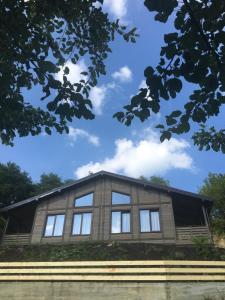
[139,175,169,186]
[0,162,34,206]
[0,162,74,207]
[199,173,225,235]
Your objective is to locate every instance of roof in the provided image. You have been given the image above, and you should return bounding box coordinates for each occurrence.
[0,171,213,212]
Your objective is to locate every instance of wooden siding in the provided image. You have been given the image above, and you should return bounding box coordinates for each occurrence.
[30,177,179,244]
[176,226,211,244]
[1,234,30,245]
[0,260,224,281]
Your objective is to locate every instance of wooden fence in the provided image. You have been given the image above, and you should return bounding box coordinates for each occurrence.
[0,260,224,281]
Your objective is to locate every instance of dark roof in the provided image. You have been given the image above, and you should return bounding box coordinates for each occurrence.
[0,170,213,212]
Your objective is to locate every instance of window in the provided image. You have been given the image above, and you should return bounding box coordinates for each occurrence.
[72,213,92,235]
[112,192,130,205]
[44,214,65,237]
[140,210,160,232]
[111,211,130,233]
[74,193,93,207]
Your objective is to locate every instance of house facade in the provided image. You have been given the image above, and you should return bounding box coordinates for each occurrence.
[0,171,213,245]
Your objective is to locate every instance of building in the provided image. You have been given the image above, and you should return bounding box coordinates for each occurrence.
[0,171,213,245]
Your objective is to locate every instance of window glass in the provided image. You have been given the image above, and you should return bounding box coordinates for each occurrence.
[75,193,93,207]
[151,211,160,231]
[54,215,65,236]
[72,213,92,235]
[122,212,130,233]
[81,213,92,235]
[112,192,130,205]
[140,210,151,232]
[44,215,65,237]
[44,216,55,236]
[72,214,82,235]
[111,211,121,233]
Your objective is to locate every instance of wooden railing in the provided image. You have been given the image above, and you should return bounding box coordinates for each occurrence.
[176,226,211,243]
[0,260,224,281]
[1,234,30,246]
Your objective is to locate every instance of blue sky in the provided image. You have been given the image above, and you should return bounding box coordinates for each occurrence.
[0,0,224,192]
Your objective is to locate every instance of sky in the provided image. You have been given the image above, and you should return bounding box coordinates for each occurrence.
[1,0,225,193]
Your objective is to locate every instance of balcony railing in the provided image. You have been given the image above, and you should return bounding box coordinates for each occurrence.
[1,234,31,246]
[176,226,211,243]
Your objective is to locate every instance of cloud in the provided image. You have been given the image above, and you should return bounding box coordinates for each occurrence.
[139,80,147,89]
[68,127,100,146]
[56,60,116,115]
[75,128,193,178]
[89,85,107,115]
[56,60,87,84]
[112,66,132,82]
[89,82,116,115]
[103,0,128,19]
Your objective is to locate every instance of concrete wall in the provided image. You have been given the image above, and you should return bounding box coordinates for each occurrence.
[31,177,176,244]
[0,282,225,300]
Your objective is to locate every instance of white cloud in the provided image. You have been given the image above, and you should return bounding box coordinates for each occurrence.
[75,128,193,178]
[112,66,132,82]
[89,85,107,115]
[103,0,127,19]
[139,80,147,89]
[68,127,100,147]
[89,82,116,115]
[56,60,87,84]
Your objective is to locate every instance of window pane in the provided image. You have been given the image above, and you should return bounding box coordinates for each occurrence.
[75,193,93,207]
[81,213,92,235]
[111,212,121,233]
[112,192,130,205]
[44,216,55,236]
[73,214,82,235]
[140,210,150,232]
[54,215,65,236]
[151,211,160,231]
[122,212,130,233]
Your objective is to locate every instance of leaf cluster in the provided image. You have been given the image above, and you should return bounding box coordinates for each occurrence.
[0,0,138,145]
[115,0,225,152]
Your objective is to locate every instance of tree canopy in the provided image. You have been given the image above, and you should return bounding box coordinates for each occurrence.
[0,162,34,206]
[139,175,169,186]
[0,0,137,145]
[0,162,73,207]
[115,0,225,153]
[2,0,225,153]
[35,173,63,194]
[200,173,225,235]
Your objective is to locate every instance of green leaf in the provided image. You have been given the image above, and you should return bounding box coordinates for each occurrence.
[160,131,171,142]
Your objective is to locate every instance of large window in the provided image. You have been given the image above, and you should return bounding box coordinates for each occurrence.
[111,211,130,233]
[44,214,65,237]
[112,192,130,205]
[72,213,92,235]
[74,193,93,207]
[140,210,160,232]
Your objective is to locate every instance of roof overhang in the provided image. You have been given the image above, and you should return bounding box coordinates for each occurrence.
[0,171,213,212]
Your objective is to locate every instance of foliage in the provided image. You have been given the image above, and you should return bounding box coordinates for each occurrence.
[114,0,225,153]
[0,162,35,206]
[140,175,169,186]
[0,162,74,206]
[0,0,137,145]
[35,173,63,194]
[192,236,211,259]
[199,173,225,236]
[0,242,224,262]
